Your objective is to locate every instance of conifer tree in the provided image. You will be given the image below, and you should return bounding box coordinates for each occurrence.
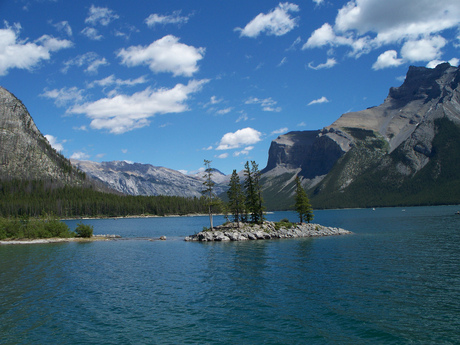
[202,159,216,229]
[227,169,244,226]
[294,176,314,223]
[244,161,264,224]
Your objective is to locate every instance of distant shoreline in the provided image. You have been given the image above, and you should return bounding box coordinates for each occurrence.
[0,235,121,245]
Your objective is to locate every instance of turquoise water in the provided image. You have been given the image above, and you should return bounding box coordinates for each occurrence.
[1,206,460,344]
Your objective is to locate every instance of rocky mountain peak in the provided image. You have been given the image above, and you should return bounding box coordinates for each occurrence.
[0,86,85,184]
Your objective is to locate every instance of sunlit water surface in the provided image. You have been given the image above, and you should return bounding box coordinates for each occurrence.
[1,206,460,344]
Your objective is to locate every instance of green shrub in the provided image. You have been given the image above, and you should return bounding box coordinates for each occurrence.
[274,220,294,230]
[75,223,93,238]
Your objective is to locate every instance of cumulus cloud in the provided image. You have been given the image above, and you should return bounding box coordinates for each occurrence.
[308,58,337,70]
[216,127,262,150]
[400,36,446,62]
[45,134,65,152]
[304,0,460,68]
[235,2,299,38]
[145,11,190,27]
[308,96,329,105]
[372,50,404,70]
[41,86,85,107]
[85,5,119,26]
[0,23,72,75]
[68,79,209,134]
[216,153,229,159]
[245,97,281,112]
[117,35,205,77]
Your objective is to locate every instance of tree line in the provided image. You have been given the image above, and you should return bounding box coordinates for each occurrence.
[0,179,209,218]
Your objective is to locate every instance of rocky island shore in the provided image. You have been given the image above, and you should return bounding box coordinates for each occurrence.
[185,221,352,242]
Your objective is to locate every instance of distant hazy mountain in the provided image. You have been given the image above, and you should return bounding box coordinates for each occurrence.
[71,160,229,198]
[261,63,460,209]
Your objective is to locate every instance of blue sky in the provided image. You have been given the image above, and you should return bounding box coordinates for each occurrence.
[1,0,459,175]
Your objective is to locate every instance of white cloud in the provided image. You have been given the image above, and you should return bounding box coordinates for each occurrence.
[89,74,148,88]
[117,35,205,77]
[216,127,262,150]
[271,127,288,135]
[233,146,254,156]
[41,86,85,107]
[145,11,190,27]
[400,36,446,62]
[297,122,307,127]
[304,0,460,68]
[85,5,119,26]
[62,52,108,74]
[70,151,90,160]
[308,96,329,105]
[245,96,281,112]
[236,2,300,38]
[372,50,404,70]
[278,57,287,66]
[308,58,337,70]
[0,23,72,76]
[216,107,233,115]
[313,0,324,5]
[426,58,460,68]
[53,21,72,36]
[236,112,249,123]
[45,134,65,152]
[216,153,229,159]
[335,0,460,44]
[81,27,103,41]
[68,79,209,134]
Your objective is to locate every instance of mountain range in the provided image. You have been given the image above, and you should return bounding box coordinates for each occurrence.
[1,63,459,209]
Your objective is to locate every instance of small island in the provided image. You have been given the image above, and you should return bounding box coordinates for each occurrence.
[189,162,351,242]
[185,221,352,242]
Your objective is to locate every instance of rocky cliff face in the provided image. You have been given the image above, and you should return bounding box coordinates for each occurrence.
[262,63,460,209]
[72,160,229,198]
[0,87,86,184]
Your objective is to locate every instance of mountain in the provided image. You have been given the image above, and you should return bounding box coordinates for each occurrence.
[261,63,460,209]
[71,160,229,198]
[0,86,87,185]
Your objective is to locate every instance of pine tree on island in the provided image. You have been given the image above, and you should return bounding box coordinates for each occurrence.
[244,161,265,224]
[294,176,314,223]
[202,159,217,230]
[227,169,245,227]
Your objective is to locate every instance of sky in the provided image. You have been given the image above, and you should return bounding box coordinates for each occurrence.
[0,0,459,175]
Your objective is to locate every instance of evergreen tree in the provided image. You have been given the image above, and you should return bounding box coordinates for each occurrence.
[227,169,245,226]
[294,176,314,223]
[244,161,264,224]
[202,159,217,229]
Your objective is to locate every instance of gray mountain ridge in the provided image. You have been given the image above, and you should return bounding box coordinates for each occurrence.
[71,159,229,198]
[261,63,460,209]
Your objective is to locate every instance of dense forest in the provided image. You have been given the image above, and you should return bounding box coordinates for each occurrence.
[0,179,209,218]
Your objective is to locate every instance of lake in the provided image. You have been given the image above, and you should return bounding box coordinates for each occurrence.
[1,206,459,344]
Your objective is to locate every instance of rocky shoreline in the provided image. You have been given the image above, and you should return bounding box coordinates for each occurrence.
[185,221,352,242]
